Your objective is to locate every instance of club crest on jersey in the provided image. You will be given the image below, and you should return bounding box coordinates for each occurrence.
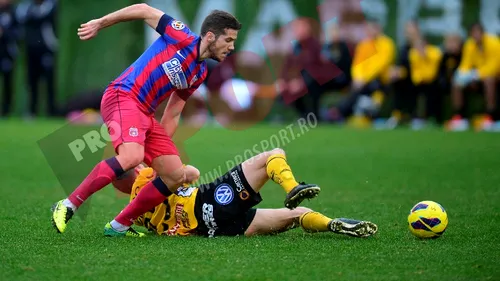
[214,184,233,205]
[162,58,188,89]
[129,127,138,137]
[171,20,185,30]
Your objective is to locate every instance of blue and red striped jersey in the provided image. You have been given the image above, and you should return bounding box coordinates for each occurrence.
[109,14,208,114]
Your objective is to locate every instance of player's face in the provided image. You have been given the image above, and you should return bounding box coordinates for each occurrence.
[292,19,311,41]
[209,29,238,62]
[405,22,419,41]
[471,26,483,43]
[444,35,461,53]
[365,23,379,39]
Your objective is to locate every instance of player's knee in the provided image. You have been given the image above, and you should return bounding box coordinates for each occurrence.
[117,152,144,170]
[116,143,145,170]
[159,166,186,189]
[270,148,286,156]
[294,207,312,217]
[185,165,200,183]
[244,228,258,237]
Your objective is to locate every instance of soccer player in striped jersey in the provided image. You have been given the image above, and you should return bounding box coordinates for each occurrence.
[51,4,320,237]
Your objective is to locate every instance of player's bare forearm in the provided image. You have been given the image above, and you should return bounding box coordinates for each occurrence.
[161,114,181,138]
[101,4,162,29]
[78,3,163,40]
[161,93,187,138]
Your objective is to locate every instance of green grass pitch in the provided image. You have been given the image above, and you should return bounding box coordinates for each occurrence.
[1,119,499,280]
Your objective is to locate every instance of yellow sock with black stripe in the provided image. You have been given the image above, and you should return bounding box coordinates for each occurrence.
[299,211,332,232]
[266,154,299,193]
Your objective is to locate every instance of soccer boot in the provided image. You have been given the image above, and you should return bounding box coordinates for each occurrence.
[284,182,320,209]
[51,200,74,233]
[104,222,145,237]
[328,218,378,238]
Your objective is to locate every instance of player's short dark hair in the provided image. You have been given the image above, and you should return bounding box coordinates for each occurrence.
[200,10,242,37]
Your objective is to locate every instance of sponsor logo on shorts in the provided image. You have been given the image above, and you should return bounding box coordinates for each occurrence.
[230,171,245,192]
[162,58,188,89]
[214,184,234,205]
[129,127,138,137]
[171,20,185,30]
[239,190,250,200]
[202,203,217,237]
[231,170,249,200]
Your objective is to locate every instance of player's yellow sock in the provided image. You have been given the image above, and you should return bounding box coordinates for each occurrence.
[299,211,331,232]
[266,153,299,193]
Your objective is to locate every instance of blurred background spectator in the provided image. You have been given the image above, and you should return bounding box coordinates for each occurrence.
[438,33,463,100]
[2,0,500,133]
[17,0,58,118]
[382,21,444,130]
[329,19,395,125]
[0,0,18,117]
[449,23,500,131]
[321,22,352,98]
[277,17,326,121]
[382,20,419,129]
[405,36,444,129]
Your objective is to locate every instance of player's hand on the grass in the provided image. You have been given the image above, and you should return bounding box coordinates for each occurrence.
[78,19,102,40]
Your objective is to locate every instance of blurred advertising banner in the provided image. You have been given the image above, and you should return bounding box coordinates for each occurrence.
[145,0,500,49]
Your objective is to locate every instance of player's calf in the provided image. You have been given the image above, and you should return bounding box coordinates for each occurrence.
[151,155,186,193]
[245,207,312,236]
[104,155,187,237]
[51,144,144,234]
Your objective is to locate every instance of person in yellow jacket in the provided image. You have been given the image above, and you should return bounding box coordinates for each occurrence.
[112,148,378,238]
[381,25,445,131]
[334,20,396,120]
[405,39,444,129]
[449,23,500,131]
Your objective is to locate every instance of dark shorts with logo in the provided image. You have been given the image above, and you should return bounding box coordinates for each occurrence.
[194,164,262,237]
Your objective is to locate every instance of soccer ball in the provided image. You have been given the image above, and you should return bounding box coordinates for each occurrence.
[408,201,448,239]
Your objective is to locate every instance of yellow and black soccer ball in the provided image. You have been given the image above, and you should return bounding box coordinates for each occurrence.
[408,201,448,239]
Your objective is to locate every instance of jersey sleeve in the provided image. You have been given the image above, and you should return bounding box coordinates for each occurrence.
[176,81,202,101]
[155,14,194,44]
[176,68,208,101]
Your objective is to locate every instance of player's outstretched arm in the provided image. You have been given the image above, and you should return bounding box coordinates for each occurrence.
[78,3,163,40]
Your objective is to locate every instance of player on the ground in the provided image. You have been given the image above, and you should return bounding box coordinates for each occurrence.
[111,148,377,238]
[51,4,320,237]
